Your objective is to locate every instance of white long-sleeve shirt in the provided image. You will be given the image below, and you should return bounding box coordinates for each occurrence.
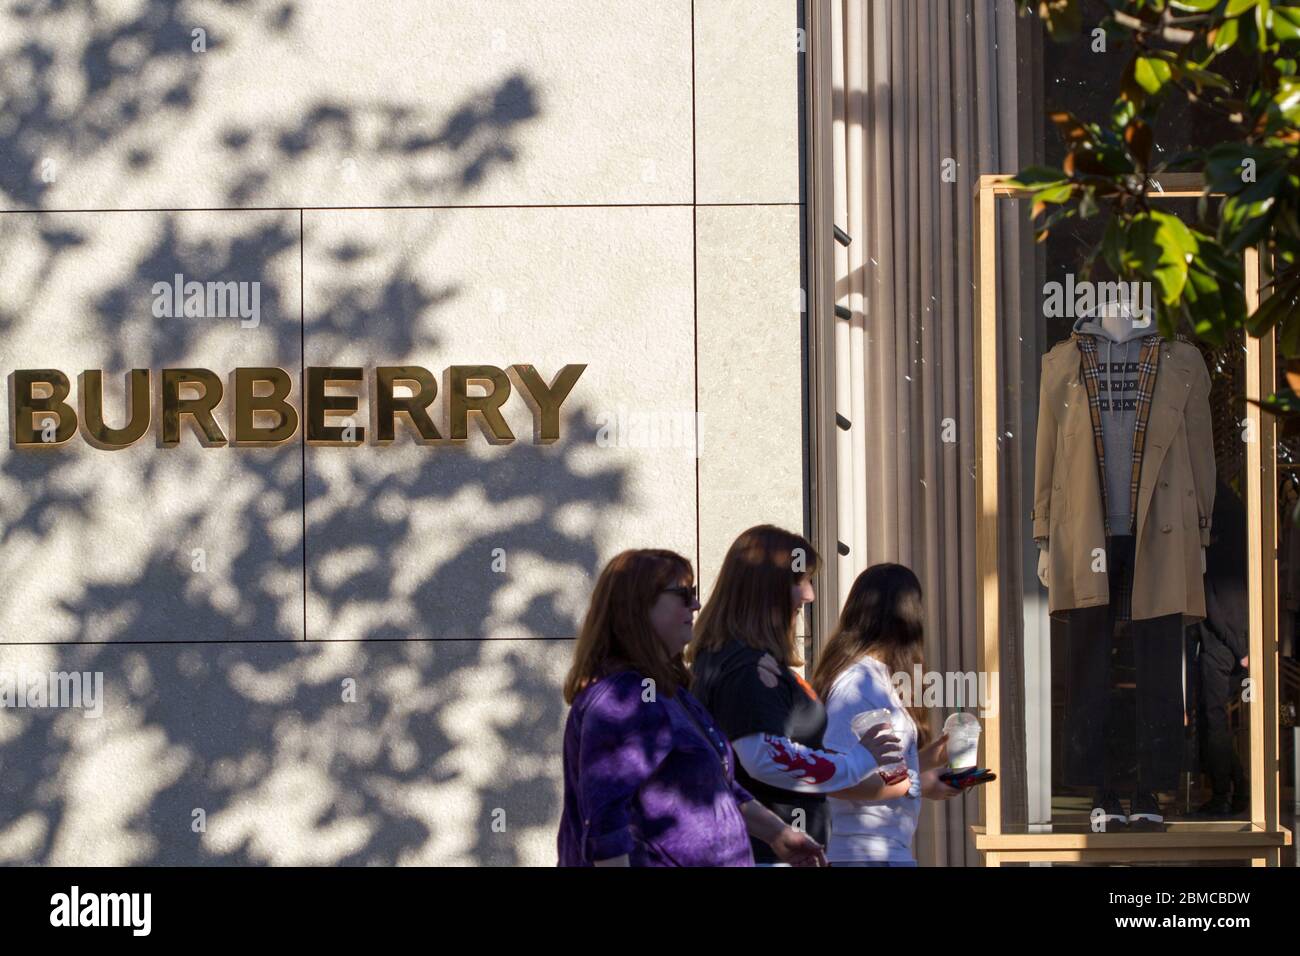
[731,732,878,793]
[822,657,920,863]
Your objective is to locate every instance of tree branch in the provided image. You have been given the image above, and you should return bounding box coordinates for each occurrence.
[1111,9,1199,46]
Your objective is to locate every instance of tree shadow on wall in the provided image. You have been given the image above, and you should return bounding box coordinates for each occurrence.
[0,1,639,866]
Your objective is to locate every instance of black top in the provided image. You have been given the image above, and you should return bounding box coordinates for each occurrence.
[690,639,829,863]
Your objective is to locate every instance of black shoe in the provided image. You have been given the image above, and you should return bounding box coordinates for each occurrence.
[1193,795,1234,818]
[1129,791,1166,830]
[1091,790,1128,831]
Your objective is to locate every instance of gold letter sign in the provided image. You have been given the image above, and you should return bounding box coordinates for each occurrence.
[11,365,585,449]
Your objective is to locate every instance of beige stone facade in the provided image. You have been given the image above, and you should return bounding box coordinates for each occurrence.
[0,1,807,864]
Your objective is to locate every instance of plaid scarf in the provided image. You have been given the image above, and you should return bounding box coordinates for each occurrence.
[1072,332,1163,538]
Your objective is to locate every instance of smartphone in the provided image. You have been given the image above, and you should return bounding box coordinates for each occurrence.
[938,767,995,790]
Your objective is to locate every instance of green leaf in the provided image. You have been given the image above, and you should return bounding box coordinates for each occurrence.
[1181,237,1247,344]
[1134,55,1173,95]
[1205,142,1290,255]
[1268,76,1300,127]
[1276,7,1300,40]
[1171,0,1222,10]
[1111,96,1138,128]
[1182,266,1229,346]
[1248,265,1300,340]
[1219,165,1285,252]
[1261,0,1280,51]
[1008,165,1070,189]
[1213,16,1241,51]
[1227,0,1259,15]
[1034,184,1076,204]
[1031,183,1075,220]
[1205,142,1275,194]
[1163,54,1234,91]
[1251,388,1300,417]
[1124,210,1198,304]
[1033,182,1075,205]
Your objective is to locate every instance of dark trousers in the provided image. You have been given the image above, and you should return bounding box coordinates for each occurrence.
[1062,535,1185,791]
[1196,625,1246,798]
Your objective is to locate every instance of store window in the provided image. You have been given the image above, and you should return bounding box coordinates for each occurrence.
[819,0,1296,866]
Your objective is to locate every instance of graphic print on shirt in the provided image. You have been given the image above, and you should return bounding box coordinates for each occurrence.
[761,733,836,784]
[1099,356,1139,412]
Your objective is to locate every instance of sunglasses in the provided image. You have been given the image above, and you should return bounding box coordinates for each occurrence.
[662,585,698,604]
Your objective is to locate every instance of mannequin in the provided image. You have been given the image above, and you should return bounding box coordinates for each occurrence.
[1032,296,1216,830]
[1038,302,1205,586]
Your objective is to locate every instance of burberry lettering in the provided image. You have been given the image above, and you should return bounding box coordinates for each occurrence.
[8,364,585,449]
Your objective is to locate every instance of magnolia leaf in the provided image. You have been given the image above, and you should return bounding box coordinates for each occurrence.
[1275,7,1300,41]
[1124,119,1154,168]
[1134,55,1173,95]
[1124,210,1198,304]
[1008,165,1071,189]
[1213,16,1242,52]
[1247,265,1300,339]
[1269,77,1300,127]
[1250,388,1300,417]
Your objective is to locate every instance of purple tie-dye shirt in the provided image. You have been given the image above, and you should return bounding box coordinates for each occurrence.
[557,670,756,867]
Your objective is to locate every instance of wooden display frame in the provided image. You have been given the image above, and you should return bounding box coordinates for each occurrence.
[972,173,1293,866]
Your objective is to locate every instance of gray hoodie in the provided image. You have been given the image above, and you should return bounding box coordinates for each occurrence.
[1072,311,1152,537]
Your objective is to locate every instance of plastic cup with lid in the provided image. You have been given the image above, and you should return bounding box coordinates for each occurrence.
[942,712,981,770]
[852,707,907,784]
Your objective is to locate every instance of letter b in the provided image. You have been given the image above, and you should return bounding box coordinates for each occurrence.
[13,370,78,446]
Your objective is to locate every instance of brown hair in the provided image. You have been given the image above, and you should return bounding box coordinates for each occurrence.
[810,563,932,746]
[563,549,694,705]
[686,524,819,668]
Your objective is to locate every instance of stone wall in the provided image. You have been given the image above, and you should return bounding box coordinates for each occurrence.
[0,0,806,865]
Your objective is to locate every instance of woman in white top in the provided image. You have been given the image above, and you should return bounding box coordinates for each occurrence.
[811,564,961,865]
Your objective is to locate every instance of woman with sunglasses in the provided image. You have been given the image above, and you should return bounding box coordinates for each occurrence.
[557,548,827,866]
[687,526,906,865]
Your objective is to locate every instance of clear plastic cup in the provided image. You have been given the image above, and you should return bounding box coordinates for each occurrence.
[943,712,981,770]
[853,707,908,784]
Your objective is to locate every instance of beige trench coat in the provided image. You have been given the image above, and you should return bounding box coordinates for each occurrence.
[1032,337,1215,624]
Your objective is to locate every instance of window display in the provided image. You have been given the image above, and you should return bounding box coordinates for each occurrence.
[1033,305,1215,829]
[972,175,1291,866]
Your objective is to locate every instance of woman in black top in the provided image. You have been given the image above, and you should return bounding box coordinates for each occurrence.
[686,525,905,864]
